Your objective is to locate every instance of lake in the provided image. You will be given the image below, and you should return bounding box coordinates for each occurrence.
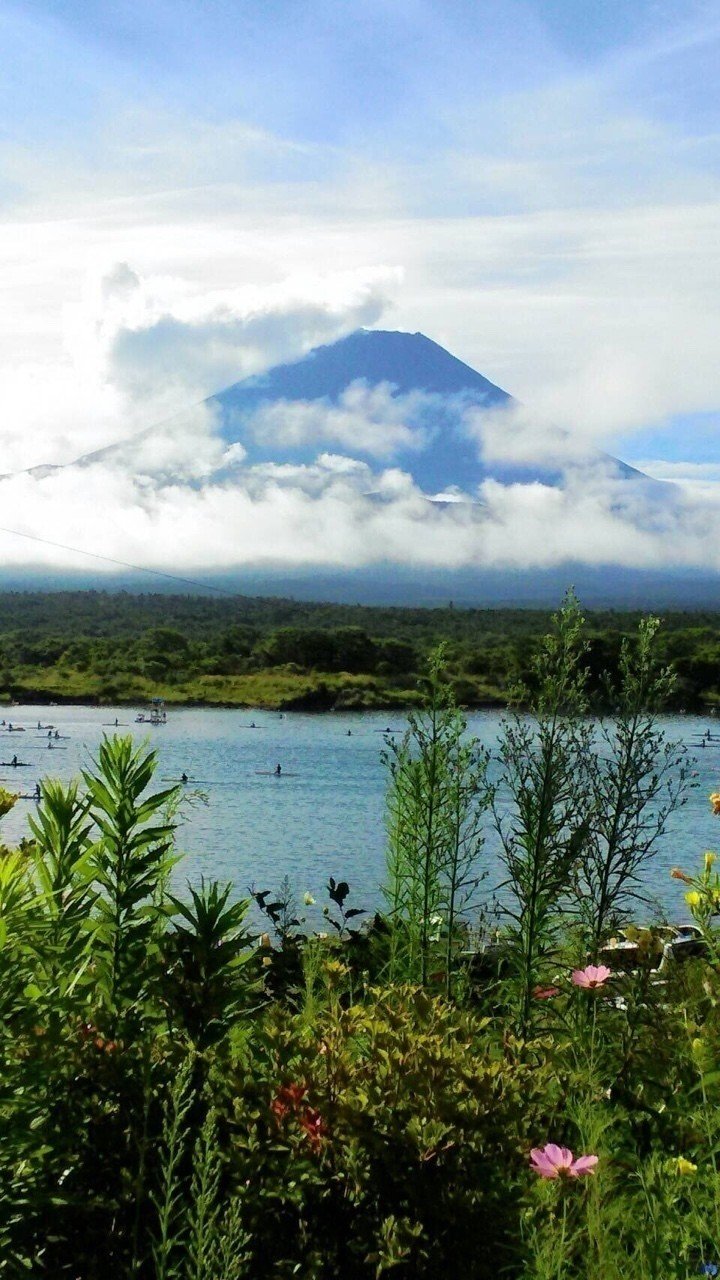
[1,704,718,922]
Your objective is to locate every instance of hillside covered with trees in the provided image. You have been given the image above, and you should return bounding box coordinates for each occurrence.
[0,590,720,709]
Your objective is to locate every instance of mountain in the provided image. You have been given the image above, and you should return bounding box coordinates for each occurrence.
[3,327,696,608]
[208,328,648,493]
[28,327,652,495]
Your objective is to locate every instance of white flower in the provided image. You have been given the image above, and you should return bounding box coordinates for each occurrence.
[303,892,316,906]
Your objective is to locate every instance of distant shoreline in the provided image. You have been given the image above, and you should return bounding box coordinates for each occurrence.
[1,690,507,713]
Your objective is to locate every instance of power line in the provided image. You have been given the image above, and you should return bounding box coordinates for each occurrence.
[0,524,239,597]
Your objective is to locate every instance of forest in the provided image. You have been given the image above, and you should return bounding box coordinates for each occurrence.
[1,589,720,709]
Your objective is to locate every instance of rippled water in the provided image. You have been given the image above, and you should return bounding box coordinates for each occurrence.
[1,704,718,919]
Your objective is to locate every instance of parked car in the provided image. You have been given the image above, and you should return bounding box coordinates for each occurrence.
[599,924,707,977]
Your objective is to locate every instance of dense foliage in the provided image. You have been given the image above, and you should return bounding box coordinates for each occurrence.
[2,588,720,708]
[0,598,719,1277]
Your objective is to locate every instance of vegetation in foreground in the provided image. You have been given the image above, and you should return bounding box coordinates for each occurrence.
[1,596,720,1277]
[3,588,720,707]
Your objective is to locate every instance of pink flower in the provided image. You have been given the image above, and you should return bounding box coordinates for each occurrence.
[571,964,612,989]
[533,984,561,1000]
[530,1144,599,1179]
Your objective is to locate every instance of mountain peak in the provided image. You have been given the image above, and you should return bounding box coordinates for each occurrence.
[217,328,511,406]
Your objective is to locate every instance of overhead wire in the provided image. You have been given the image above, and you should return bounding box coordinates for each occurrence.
[0,522,238,596]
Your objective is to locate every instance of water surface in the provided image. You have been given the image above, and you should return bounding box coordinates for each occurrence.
[1,705,717,919]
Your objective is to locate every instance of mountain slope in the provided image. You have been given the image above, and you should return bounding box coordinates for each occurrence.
[209,328,647,494]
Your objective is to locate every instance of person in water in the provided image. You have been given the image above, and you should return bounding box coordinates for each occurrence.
[275,764,282,775]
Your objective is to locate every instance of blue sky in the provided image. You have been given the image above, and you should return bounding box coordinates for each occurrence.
[1,0,720,576]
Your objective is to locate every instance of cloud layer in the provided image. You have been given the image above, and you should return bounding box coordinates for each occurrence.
[3,366,720,581]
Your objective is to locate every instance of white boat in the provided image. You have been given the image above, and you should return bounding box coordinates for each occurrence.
[135,698,168,726]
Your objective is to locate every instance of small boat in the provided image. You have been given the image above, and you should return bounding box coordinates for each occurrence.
[135,698,167,726]
[161,777,209,784]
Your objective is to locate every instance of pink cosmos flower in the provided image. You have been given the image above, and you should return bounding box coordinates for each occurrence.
[530,1144,599,1179]
[571,964,612,989]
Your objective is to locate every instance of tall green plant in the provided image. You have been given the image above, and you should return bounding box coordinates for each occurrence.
[496,592,593,1032]
[152,1063,250,1280]
[84,736,178,1033]
[162,879,256,1050]
[580,617,691,956]
[29,780,95,1003]
[382,647,493,992]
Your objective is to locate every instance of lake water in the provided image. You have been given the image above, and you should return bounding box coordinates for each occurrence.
[1,704,718,922]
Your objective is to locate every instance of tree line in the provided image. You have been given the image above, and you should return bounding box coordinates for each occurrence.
[1,589,720,707]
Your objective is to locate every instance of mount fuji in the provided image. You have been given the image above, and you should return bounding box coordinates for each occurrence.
[6,328,704,607]
[206,328,649,494]
[65,327,651,495]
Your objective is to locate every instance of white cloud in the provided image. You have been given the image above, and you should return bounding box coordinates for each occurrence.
[244,381,432,458]
[0,260,396,472]
[2,432,720,580]
[465,401,595,468]
[104,272,391,406]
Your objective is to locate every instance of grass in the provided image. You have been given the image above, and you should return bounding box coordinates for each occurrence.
[6,663,474,709]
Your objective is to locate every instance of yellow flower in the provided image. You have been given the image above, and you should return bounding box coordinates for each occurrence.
[710,793,720,815]
[674,1157,697,1176]
[705,851,717,872]
[685,891,702,909]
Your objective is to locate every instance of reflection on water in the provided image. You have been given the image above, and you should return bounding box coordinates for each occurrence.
[0,705,717,918]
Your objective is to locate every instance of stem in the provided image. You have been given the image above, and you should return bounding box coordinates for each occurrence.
[520,709,559,1035]
[592,709,640,958]
[556,1194,568,1280]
